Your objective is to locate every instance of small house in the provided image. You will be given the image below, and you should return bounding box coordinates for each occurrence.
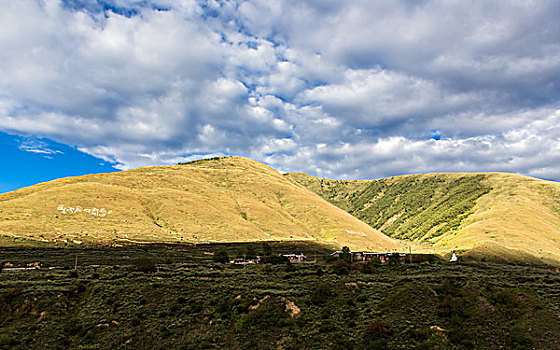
[230,258,260,265]
[282,253,307,263]
[363,252,391,263]
[331,250,409,263]
[330,251,362,261]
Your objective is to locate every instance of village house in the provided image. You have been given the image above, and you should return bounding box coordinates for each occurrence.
[282,253,307,263]
[330,250,406,263]
[229,257,260,265]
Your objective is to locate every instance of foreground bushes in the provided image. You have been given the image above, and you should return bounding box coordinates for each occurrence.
[131,254,157,272]
[1,252,559,349]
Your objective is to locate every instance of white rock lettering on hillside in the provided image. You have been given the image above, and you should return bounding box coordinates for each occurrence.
[57,205,112,217]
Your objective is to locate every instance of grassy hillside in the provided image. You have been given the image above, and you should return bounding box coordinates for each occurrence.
[0,157,400,252]
[2,245,560,349]
[287,172,560,263]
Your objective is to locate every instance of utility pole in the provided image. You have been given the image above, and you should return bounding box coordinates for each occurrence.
[74,254,78,270]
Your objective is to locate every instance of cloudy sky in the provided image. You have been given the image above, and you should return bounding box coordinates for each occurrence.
[1,0,559,191]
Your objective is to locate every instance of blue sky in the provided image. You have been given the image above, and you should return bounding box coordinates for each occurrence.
[1,0,559,192]
[0,131,116,193]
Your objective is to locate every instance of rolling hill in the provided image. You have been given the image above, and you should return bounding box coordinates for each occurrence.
[0,157,400,252]
[286,172,560,264]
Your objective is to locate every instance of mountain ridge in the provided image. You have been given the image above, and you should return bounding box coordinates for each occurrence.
[0,157,400,252]
[1,156,559,263]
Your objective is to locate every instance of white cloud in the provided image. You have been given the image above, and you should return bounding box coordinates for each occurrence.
[0,0,559,180]
[300,68,484,127]
[18,139,63,155]
[265,110,560,180]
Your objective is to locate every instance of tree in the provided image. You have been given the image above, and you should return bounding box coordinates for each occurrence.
[261,255,289,264]
[246,246,257,259]
[131,254,157,273]
[388,253,402,266]
[213,249,230,263]
[262,243,272,256]
[341,246,352,263]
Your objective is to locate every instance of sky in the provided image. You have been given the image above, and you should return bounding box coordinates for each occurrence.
[1,0,559,192]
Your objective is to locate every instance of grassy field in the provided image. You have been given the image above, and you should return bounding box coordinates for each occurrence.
[287,172,560,263]
[1,243,560,349]
[0,157,400,252]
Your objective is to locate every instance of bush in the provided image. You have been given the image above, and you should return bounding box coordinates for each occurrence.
[310,283,331,305]
[131,254,157,272]
[388,254,402,266]
[508,323,533,350]
[332,260,350,275]
[246,246,257,259]
[236,296,291,332]
[261,243,272,256]
[363,319,390,349]
[213,249,230,263]
[359,259,380,274]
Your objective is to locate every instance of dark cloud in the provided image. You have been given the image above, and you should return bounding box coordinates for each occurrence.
[0,0,558,180]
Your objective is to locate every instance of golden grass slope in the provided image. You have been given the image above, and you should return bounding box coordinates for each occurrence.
[440,173,560,264]
[0,157,400,251]
[287,172,560,263]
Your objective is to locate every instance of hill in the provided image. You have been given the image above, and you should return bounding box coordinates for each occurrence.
[0,157,400,251]
[286,172,560,263]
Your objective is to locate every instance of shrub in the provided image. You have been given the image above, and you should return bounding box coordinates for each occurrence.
[508,323,533,350]
[245,246,257,259]
[310,283,331,305]
[261,255,289,264]
[369,257,382,267]
[388,254,402,266]
[74,281,88,294]
[131,254,157,272]
[363,319,390,349]
[283,261,296,273]
[236,296,291,332]
[358,262,372,274]
[213,249,230,263]
[332,260,350,275]
[261,243,272,256]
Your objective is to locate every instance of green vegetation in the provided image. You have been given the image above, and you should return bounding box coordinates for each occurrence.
[1,243,559,349]
[288,173,491,240]
[287,172,560,263]
[212,249,229,263]
[131,254,157,273]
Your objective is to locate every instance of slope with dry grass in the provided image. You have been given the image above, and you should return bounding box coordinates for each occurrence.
[0,157,400,251]
[287,172,560,263]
